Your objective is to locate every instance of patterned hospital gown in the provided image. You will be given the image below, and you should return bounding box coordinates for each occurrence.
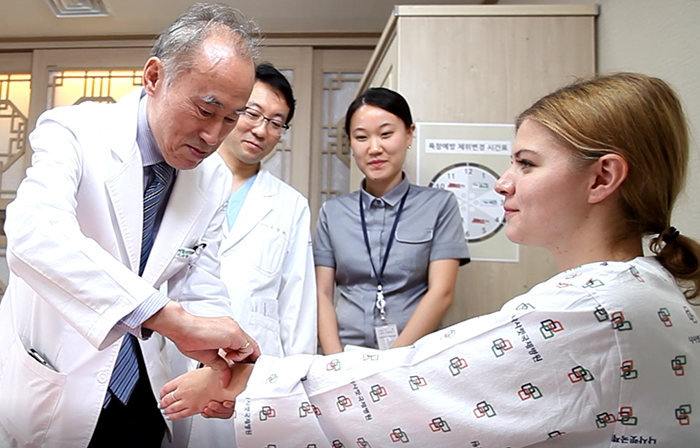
[232,257,700,447]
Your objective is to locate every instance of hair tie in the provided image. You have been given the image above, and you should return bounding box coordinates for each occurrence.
[662,226,680,243]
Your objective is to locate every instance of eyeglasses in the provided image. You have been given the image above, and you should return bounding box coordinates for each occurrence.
[236,107,290,136]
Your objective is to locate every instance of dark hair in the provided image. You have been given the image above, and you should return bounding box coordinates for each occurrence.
[344,87,413,135]
[518,72,700,301]
[255,62,296,124]
[151,2,260,85]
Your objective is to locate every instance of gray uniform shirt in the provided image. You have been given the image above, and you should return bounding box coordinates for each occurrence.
[313,176,470,348]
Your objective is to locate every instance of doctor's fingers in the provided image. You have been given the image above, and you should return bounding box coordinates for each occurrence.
[224,336,260,363]
[179,314,243,350]
[203,354,233,388]
[207,317,257,355]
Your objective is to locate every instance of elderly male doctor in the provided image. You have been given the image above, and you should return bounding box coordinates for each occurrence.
[0,4,261,448]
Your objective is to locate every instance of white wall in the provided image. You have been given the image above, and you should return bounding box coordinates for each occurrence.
[500,0,700,240]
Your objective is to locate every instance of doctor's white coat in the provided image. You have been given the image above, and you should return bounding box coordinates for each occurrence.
[0,89,233,448]
[219,168,316,358]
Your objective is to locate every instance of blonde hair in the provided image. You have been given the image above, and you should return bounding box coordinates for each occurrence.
[517,72,700,301]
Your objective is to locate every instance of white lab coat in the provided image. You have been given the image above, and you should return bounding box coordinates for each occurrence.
[0,89,233,448]
[220,168,316,357]
[180,168,317,448]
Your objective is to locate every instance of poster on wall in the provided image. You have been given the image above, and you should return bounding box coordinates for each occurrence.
[415,122,518,262]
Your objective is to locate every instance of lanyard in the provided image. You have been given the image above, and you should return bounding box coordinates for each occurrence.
[359,185,410,320]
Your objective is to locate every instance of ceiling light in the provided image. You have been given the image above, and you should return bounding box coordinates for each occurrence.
[45,0,110,18]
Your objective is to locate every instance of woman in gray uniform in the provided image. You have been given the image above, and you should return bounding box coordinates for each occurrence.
[313,88,470,353]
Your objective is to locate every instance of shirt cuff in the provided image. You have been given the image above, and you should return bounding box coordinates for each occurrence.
[312,250,336,268]
[116,291,170,339]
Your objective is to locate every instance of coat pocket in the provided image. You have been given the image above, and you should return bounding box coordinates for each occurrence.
[251,223,288,277]
[395,227,433,271]
[0,334,67,447]
[246,298,282,357]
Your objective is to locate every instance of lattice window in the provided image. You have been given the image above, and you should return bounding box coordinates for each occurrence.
[320,71,362,202]
[261,68,293,184]
[0,73,27,295]
[47,69,143,108]
[0,74,31,205]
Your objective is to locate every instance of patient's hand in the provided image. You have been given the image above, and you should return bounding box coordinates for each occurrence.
[160,366,223,420]
[160,363,254,420]
[202,399,236,419]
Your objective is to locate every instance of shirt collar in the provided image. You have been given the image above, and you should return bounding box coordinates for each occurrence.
[360,173,410,207]
[136,89,165,168]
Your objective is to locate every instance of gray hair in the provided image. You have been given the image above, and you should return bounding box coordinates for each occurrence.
[151,2,261,84]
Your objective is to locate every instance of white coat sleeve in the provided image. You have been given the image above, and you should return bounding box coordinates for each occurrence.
[5,117,156,350]
[277,198,317,356]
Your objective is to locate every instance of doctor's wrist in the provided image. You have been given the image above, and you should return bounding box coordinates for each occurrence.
[143,300,190,340]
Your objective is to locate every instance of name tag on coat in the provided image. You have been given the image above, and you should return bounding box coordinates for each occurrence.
[175,242,207,262]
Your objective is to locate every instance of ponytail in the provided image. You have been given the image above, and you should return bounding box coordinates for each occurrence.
[650,230,700,302]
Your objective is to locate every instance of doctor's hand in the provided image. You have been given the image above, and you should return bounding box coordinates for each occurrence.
[144,301,259,387]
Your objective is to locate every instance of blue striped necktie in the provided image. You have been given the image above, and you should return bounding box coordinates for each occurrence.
[139,161,175,276]
[104,161,174,408]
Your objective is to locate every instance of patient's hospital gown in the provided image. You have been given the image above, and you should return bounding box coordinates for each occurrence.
[233,257,700,447]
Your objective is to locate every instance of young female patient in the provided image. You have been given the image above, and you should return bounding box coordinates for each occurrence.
[159,73,700,447]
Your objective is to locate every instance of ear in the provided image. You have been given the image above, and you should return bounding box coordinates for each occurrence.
[588,154,628,204]
[405,123,416,147]
[142,57,164,97]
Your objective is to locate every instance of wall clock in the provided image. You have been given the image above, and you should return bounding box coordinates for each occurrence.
[429,162,504,242]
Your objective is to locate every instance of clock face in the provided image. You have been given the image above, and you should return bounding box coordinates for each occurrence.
[429,162,505,242]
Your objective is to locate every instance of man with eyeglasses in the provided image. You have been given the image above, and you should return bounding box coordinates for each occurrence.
[171,62,317,448]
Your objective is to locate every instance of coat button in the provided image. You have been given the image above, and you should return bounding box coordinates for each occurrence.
[97,371,109,383]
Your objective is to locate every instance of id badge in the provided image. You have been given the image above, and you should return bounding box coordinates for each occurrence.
[375,323,398,351]
[175,242,207,265]
[175,247,196,260]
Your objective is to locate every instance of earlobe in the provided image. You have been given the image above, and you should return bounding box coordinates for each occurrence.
[588,154,628,204]
[406,123,416,146]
